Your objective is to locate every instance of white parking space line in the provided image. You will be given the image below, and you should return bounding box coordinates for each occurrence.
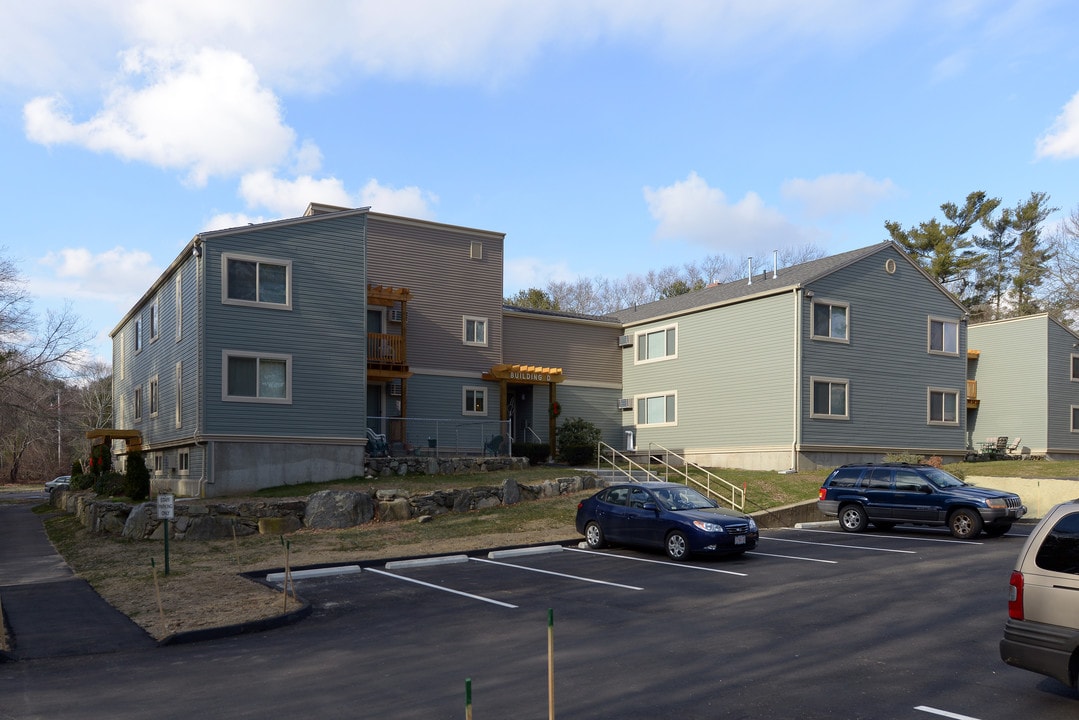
[793,529,982,545]
[471,558,643,590]
[765,537,917,554]
[914,705,981,719]
[365,568,518,608]
[564,547,748,576]
[746,551,838,564]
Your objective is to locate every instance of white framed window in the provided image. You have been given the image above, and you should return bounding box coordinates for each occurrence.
[153,454,163,475]
[810,377,849,419]
[1072,406,1079,433]
[118,329,125,380]
[463,316,488,347]
[175,362,183,428]
[178,449,190,475]
[927,387,959,425]
[811,300,849,343]
[222,253,292,309]
[635,325,677,363]
[470,241,483,260]
[928,317,959,355]
[149,375,159,417]
[463,386,487,415]
[175,272,183,341]
[134,386,143,421]
[636,392,676,427]
[1071,354,1079,382]
[149,297,159,342]
[134,316,142,352]
[222,351,292,403]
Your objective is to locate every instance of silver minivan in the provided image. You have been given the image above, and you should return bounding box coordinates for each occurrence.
[999,499,1079,688]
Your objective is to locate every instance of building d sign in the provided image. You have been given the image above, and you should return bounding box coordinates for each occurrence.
[483,364,564,385]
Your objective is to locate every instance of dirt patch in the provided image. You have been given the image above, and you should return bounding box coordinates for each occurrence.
[44,495,584,641]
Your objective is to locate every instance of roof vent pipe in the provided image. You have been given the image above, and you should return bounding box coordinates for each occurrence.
[773,250,779,279]
[747,257,753,285]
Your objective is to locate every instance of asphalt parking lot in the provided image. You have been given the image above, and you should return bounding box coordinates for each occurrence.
[3,524,1078,719]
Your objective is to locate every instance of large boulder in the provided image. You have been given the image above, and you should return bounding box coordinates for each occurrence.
[304,490,374,529]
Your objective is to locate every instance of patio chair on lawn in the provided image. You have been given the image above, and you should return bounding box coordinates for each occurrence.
[366,427,390,458]
[1006,437,1022,458]
[992,436,1009,459]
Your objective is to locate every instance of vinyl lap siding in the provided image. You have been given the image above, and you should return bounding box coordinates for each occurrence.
[1047,320,1079,453]
[622,292,796,450]
[201,215,367,439]
[801,247,968,453]
[969,318,1048,451]
[365,215,504,374]
[502,313,622,384]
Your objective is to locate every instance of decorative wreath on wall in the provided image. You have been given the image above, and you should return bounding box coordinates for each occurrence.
[550,401,561,418]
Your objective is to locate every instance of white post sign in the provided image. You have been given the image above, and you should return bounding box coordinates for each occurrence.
[157,493,175,520]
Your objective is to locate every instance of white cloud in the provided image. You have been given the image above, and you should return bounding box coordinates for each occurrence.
[781,172,898,218]
[644,172,813,253]
[34,246,160,307]
[359,179,438,219]
[503,256,576,295]
[1036,91,1079,160]
[23,47,295,186]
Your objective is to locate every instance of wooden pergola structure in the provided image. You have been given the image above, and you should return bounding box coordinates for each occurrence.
[482,363,565,458]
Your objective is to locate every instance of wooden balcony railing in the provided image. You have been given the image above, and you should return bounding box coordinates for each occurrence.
[967,379,979,409]
[368,333,405,366]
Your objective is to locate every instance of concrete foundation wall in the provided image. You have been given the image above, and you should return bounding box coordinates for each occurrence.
[966,475,1079,520]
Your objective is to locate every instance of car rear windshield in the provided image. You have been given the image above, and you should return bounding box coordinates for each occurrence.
[827,468,862,487]
[1035,511,1079,575]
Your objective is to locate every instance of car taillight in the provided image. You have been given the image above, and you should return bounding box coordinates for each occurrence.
[1007,570,1024,620]
[818,487,827,501]
[577,502,584,510]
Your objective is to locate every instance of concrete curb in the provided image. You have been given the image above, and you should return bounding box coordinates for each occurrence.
[157,600,312,647]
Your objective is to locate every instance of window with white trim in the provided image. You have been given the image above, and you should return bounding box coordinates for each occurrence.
[1071,406,1079,433]
[134,386,143,421]
[463,317,488,346]
[928,317,959,355]
[463,386,487,415]
[149,297,159,341]
[811,300,849,342]
[153,454,163,475]
[636,392,676,426]
[223,351,292,403]
[928,388,959,425]
[175,273,183,341]
[175,362,183,428]
[810,377,848,419]
[149,376,159,417]
[222,253,292,309]
[1071,354,1079,382]
[134,317,142,352]
[636,325,677,363]
[178,449,190,475]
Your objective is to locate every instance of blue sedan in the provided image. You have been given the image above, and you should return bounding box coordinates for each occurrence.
[575,481,758,560]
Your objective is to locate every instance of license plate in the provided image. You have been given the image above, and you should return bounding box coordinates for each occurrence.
[735,535,745,545]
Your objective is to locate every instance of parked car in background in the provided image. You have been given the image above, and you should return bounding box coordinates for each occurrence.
[817,463,1025,539]
[1000,499,1079,689]
[44,475,71,492]
[575,481,758,561]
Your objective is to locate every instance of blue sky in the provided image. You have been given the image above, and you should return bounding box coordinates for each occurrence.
[3,1,1078,363]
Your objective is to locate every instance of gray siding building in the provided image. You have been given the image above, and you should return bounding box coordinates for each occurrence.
[610,242,971,471]
[968,314,1079,460]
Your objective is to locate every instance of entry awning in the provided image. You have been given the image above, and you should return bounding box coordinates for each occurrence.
[482,363,564,384]
[86,429,143,451]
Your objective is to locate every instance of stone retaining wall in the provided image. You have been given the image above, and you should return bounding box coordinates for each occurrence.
[49,475,597,541]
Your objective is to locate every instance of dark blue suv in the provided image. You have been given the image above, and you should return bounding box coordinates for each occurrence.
[817,463,1025,539]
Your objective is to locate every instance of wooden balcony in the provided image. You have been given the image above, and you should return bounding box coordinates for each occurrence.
[967,379,979,409]
[368,333,410,380]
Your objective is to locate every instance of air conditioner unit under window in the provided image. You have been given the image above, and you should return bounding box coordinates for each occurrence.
[617,398,633,410]
[389,309,403,323]
[617,334,633,348]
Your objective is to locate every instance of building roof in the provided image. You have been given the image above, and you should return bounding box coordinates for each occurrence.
[609,241,953,326]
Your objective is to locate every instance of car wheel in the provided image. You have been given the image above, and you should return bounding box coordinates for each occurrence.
[665,531,689,561]
[838,504,868,533]
[584,521,606,549]
[983,522,1011,538]
[948,508,983,539]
